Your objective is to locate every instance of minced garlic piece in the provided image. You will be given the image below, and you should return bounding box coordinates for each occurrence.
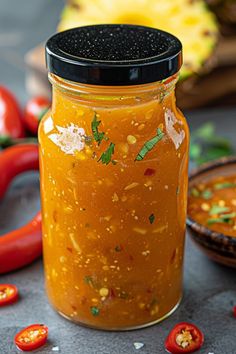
[201,203,210,211]
[133,227,147,235]
[139,303,146,309]
[99,288,109,297]
[112,193,119,202]
[118,142,129,154]
[152,225,168,233]
[138,124,145,131]
[144,180,152,187]
[102,265,109,271]
[124,182,139,191]
[64,206,73,214]
[218,200,226,207]
[69,233,81,253]
[127,135,137,144]
[103,215,112,221]
[150,304,159,316]
[142,250,150,256]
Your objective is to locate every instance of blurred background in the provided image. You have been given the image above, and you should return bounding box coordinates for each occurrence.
[0,0,236,164]
[0,0,62,103]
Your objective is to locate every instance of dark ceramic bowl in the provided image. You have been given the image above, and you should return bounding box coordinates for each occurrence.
[187,156,236,268]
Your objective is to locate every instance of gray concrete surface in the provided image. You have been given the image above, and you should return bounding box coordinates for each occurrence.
[0,0,236,353]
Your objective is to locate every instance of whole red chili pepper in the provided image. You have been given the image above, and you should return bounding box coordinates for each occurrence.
[0,144,42,273]
[0,144,39,198]
[0,212,42,274]
[0,86,25,139]
[24,96,50,135]
[165,322,204,353]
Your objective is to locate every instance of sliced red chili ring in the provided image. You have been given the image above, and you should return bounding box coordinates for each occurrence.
[0,284,18,306]
[14,324,48,352]
[165,322,204,353]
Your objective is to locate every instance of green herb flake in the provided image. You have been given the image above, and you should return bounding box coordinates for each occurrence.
[201,189,213,200]
[214,182,236,190]
[135,128,164,161]
[149,213,155,224]
[84,276,94,286]
[90,306,100,316]
[91,113,108,145]
[190,188,200,197]
[150,297,158,307]
[209,205,230,216]
[220,212,236,219]
[207,218,232,225]
[98,142,115,165]
[207,212,236,225]
[176,186,180,195]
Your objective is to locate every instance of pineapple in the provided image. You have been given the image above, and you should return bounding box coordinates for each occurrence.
[58,0,218,80]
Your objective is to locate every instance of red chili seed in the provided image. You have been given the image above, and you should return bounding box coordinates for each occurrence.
[128,254,134,261]
[109,288,116,298]
[144,168,156,176]
[146,288,153,294]
[80,296,87,305]
[170,249,176,264]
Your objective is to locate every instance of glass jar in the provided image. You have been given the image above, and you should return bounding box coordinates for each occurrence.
[39,25,189,330]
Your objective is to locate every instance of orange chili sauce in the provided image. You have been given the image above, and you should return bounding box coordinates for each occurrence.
[39,75,189,329]
[188,175,236,237]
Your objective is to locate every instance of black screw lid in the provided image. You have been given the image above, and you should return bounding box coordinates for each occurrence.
[46,24,182,86]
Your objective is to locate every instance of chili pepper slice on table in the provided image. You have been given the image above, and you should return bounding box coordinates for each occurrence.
[24,96,50,135]
[0,144,42,274]
[0,86,25,139]
[0,284,18,306]
[14,324,48,351]
[0,144,39,199]
[165,322,204,353]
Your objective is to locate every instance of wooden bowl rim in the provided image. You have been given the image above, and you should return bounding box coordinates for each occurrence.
[187,156,236,248]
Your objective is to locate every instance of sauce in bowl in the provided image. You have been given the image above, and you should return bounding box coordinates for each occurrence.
[188,175,236,237]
